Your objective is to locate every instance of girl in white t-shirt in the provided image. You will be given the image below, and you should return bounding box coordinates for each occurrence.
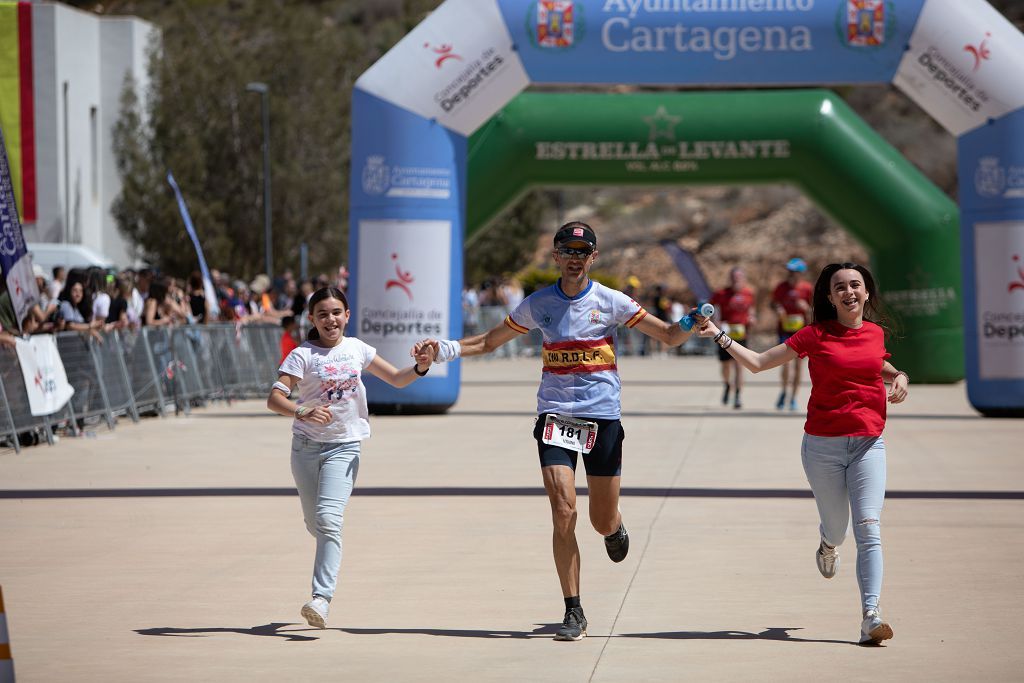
[267,286,435,629]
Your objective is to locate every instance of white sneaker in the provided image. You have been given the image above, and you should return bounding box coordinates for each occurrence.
[816,540,839,579]
[301,596,330,629]
[860,609,894,645]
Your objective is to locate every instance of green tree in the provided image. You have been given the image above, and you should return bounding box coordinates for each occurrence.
[110,0,441,279]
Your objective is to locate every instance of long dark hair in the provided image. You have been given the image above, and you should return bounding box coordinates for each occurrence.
[306,286,349,341]
[59,270,93,322]
[811,262,892,337]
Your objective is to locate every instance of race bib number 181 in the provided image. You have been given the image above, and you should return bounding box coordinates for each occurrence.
[542,414,598,454]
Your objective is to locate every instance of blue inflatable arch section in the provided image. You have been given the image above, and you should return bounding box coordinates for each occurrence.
[350,0,1024,416]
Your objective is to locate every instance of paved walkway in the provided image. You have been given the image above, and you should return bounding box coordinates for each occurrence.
[1,356,1022,682]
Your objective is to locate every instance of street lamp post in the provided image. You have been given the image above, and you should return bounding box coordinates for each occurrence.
[246,82,272,277]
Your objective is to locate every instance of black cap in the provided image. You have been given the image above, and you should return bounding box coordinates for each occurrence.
[554,222,597,249]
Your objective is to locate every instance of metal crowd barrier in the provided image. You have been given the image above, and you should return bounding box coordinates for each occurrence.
[0,323,283,453]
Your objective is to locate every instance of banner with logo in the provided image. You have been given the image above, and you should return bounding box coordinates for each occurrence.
[167,172,219,320]
[973,220,1024,380]
[354,0,529,136]
[350,89,464,211]
[893,0,1024,136]
[14,334,74,416]
[0,122,39,330]
[499,0,925,85]
[356,219,452,378]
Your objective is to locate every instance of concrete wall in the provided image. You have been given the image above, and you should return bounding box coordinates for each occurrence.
[25,2,153,269]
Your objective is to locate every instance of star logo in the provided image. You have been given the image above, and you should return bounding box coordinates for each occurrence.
[644,106,681,142]
[906,266,931,290]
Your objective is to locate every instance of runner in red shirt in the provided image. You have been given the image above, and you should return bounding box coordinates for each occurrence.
[697,262,909,645]
[710,266,756,409]
[771,257,814,411]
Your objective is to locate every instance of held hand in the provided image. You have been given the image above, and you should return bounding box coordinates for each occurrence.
[887,375,909,404]
[414,343,436,368]
[696,320,721,338]
[411,338,438,359]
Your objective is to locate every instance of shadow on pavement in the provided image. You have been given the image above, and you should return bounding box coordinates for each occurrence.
[619,626,854,645]
[135,623,318,642]
[136,623,853,644]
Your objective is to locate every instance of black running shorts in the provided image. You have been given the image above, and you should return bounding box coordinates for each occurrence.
[533,414,624,477]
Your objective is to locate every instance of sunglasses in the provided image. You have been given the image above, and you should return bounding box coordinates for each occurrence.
[556,247,594,259]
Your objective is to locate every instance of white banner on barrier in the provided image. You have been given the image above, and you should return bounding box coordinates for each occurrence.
[974,220,1024,380]
[354,0,528,136]
[893,0,1024,136]
[14,334,75,416]
[357,220,451,378]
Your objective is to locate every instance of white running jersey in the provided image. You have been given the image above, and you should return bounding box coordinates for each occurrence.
[505,280,647,420]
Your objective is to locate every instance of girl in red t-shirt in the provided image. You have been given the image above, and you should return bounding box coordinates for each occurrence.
[697,262,909,645]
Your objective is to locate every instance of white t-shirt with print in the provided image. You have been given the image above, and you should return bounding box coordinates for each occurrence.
[278,337,377,443]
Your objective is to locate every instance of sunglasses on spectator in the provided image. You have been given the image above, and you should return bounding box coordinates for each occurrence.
[556,247,594,258]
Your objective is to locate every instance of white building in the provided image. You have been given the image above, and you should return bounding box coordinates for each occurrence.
[19,2,154,268]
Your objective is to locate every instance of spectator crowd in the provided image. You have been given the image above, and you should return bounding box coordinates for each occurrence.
[1,261,352,352]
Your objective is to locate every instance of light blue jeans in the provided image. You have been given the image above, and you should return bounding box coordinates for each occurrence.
[291,435,361,601]
[801,434,886,612]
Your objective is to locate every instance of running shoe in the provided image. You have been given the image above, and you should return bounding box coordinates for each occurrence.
[604,522,629,563]
[816,539,839,579]
[301,596,330,629]
[859,609,894,645]
[789,398,799,411]
[733,394,742,410]
[554,606,587,641]
[776,392,786,410]
[722,385,730,405]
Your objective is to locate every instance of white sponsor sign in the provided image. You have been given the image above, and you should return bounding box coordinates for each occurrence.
[974,220,1024,380]
[893,0,1024,136]
[354,0,529,136]
[4,253,40,331]
[14,334,75,416]
[357,219,451,377]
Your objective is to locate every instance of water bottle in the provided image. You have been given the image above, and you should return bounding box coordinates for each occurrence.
[678,302,715,331]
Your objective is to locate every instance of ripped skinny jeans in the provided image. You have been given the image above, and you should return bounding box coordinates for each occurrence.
[291,435,361,601]
[801,434,886,612]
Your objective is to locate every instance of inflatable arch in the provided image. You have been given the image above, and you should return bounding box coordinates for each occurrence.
[349,0,1024,416]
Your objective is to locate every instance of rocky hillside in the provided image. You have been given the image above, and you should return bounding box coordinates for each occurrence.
[522,82,971,335]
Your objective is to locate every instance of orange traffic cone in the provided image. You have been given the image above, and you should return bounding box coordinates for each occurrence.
[0,586,13,682]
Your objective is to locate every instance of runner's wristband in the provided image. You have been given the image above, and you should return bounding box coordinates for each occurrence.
[435,339,461,363]
[295,406,310,419]
[413,363,429,376]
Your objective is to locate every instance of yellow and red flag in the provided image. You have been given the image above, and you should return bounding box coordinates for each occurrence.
[0,1,36,222]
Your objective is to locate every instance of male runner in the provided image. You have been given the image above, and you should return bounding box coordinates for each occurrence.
[416,221,700,641]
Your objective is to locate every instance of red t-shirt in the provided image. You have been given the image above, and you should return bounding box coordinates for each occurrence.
[711,286,755,324]
[772,280,813,333]
[280,331,299,365]
[785,320,891,437]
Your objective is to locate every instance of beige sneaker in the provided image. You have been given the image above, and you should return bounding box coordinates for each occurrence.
[301,596,330,629]
[860,609,894,645]
[816,540,839,579]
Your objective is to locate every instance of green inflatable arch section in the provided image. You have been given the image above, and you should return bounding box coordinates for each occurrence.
[467,89,962,384]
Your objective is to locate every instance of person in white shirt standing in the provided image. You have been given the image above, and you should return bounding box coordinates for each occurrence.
[267,286,435,629]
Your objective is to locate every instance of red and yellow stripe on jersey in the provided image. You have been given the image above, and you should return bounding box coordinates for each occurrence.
[624,308,647,328]
[542,337,616,375]
[504,315,529,335]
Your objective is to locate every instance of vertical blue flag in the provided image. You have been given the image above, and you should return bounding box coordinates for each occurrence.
[659,240,712,303]
[0,124,39,331]
[167,172,218,320]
